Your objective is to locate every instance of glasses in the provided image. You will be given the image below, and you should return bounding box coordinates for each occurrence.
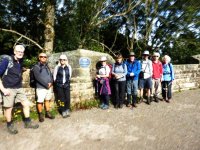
[39,56,47,58]
[60,59,67,61]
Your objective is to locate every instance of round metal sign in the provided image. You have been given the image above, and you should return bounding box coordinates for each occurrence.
[79,57,91,68]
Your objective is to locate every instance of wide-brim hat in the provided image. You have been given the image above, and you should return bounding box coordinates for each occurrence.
[99,56,107,61]
[142,50,150,55]
[129,52,135,56]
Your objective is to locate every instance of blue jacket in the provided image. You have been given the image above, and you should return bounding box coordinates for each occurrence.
[162,63,175,81]
[125,59,141,80]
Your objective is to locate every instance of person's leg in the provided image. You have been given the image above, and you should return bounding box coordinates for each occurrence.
[126,80,132,106]
[161,81,166,100]
[119,81,126,108]
[36,88,46,122]
[16,88,39,129]
[138,79,144,103]
[167,81,172,102]
[114,81,119,108]
[132,80,138,107]
[64,86,71,116]
[146,78,152,105]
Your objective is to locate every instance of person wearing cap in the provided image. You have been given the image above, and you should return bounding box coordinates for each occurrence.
[32,53,55,122]
[54,54,72,117]
[151,52,163,102]
[125,52,141,108]
[0,45,39,134]
[138,50,153,105]
[161,55,174,103]
[96,56,111,110]
[112,53,127,108]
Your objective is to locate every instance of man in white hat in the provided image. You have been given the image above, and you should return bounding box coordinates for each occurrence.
[0,45,39,134]
[151,52,163,102]
[138,50,153,104]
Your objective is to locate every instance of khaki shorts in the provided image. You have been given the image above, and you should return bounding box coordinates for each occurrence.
[2,88,30,107]
[36,88,52,103]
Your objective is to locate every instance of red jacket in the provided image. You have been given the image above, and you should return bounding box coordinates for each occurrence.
[152,60,163,79]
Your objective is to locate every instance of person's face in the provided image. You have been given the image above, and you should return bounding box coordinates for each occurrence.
[116,58,122,63]
[39,53,47,63]
[101,61,106,66]
[153,55,159,60]
[14,49,24,59]
[143,55,148,59]
[129,55,135,62]
[60,58,67,65]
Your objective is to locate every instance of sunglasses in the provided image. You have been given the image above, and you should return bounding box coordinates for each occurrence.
[39,56,47,58]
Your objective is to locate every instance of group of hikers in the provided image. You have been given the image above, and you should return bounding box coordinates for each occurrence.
[0,45,72,134]
[0,44,174,135]
[96,51,175,110]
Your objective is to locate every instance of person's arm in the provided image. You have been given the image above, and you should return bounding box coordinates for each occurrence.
[134,61,141,76]
[68,65,72,79]
[170,63,175,81]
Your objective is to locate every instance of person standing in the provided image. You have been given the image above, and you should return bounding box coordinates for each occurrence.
[0,45,39,134]
[125,52,141,108]
[138,50,153,105]
[32,53,55,122]
[53,54,72,117]
[112,54,127,108]
[96,56,111,110]
[161,55,175,103]
[151,52,163,102]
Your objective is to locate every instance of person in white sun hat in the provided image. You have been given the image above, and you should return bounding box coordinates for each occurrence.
[138,50,153,105]
[54,54,72,118]
[96,56,111,110]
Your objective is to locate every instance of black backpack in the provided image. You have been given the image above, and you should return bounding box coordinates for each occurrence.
[29,65,36,88]
[0,55,13,77]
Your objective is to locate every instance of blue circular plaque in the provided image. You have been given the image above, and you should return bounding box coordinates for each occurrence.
[79,57,91,68]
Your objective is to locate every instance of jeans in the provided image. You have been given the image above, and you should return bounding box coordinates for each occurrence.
[126,80,138,95]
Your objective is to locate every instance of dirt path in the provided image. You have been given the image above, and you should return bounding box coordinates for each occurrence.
[0,89,200,150]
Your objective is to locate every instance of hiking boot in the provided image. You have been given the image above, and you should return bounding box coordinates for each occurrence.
[150,96,153,102]
[7,124,18,135]
[119,104,123,108]
[102,105,109,110]
[24,121,39,129]
[154,96,159,102]
[99,103,105,109]
[38,113,44,122]
[147,97,151,105]
[139,97,143,103]
[132,103,137,108]
[62,110,70,118]
[45,112,55,119]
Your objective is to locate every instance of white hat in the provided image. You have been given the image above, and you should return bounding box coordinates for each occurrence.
[14,45,25,51]
[153,52,160,57]
[59,54,68,60]
[143,50,150,55]
[99,56,107,61]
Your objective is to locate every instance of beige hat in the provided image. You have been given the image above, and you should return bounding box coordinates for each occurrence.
[59,54,68,60]
[153,52,160,57]
[129,52,135,56]
[143,50,150,55]
[100,56,107,61]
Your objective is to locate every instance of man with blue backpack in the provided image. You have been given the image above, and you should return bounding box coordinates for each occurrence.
[125,52,141,108]
[0,45,39,134]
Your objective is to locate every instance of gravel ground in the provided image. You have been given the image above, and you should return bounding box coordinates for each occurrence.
[0,89,200,150]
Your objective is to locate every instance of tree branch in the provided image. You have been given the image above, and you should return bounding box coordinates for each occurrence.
[0,28,44,50]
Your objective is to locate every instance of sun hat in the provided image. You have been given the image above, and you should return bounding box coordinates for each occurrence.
[142,50,150,55]
[153,52,160,57]
[129,52,135,56]
[59,54,68,60]
[99,56,107,61]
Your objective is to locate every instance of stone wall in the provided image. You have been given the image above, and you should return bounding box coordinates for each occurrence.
[22,50,200,103]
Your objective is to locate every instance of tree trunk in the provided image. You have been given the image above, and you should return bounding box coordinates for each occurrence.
[44,4,55,54]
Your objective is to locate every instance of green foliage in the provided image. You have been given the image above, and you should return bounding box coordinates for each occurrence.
[70,99,99,111]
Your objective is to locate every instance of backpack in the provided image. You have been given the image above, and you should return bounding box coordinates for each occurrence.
[0,55,13,77]
[29,65,36,88]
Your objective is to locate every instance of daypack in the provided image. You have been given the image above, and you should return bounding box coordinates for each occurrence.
[29,65,37,88]
[0,55,13,77]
